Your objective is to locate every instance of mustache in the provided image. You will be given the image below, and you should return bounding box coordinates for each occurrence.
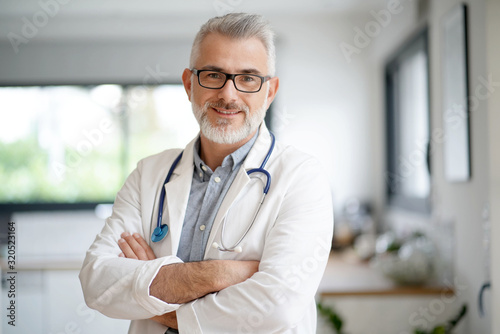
[205,99,249,113]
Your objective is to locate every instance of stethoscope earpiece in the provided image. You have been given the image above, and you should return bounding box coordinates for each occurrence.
[211,242,243,253]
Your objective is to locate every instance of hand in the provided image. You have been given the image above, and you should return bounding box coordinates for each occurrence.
[118,233,176,328]
[151,311,178,329]
[118,232,156,260]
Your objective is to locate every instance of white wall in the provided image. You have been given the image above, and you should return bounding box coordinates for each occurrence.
[368,0,492,333]
[486,0,500,332]
[269,13,375,212]
[429,1,490,332]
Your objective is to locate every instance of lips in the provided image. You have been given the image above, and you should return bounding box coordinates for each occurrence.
[213,107,241,115]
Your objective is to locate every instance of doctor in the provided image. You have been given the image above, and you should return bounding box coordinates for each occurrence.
[80,13,333,333]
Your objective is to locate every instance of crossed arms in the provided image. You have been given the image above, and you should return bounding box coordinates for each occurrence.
[117,232,259,329]
[79,154,333,332]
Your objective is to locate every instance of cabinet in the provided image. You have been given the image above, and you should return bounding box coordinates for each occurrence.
[1,211,130,334]
[2,269,130,334]
[316,253,465,334]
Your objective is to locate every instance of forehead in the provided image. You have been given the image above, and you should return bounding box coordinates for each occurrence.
[194,33,268,74]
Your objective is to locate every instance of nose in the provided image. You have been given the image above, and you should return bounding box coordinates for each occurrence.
[217,78,239,102]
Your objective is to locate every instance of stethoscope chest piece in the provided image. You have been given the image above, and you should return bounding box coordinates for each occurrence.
[151,224,168,242]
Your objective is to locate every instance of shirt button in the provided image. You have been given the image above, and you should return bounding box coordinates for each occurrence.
[200,225,206,231]
[201,165,208,171]
[214,176,221,183]
[199,172,203,178]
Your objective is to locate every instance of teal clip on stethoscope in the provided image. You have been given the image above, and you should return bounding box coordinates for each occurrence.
[151,133,275,253]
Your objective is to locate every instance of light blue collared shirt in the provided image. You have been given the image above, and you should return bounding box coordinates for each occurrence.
[176,130,258,262]
[165,132,257,334]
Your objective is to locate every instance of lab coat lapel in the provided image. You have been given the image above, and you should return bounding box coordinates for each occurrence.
[204,123,273,256]
[162,138,196,256]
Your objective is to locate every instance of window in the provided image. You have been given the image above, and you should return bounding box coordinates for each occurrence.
[0,84,198,211]
[385,29,431,213]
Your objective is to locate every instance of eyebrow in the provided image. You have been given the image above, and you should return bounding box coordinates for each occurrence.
[240,68,263,75]
[199,65,264,76]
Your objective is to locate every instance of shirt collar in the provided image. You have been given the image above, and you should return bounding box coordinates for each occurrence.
[227,128,259,170]
[193,139,208,179]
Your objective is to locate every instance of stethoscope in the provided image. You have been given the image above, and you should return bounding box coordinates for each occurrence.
[151,133,275,254]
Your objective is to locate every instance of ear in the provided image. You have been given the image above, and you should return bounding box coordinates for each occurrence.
[265,76,279,109]
[182,68,193,101]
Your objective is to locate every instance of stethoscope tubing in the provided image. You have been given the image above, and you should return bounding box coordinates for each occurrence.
[152,132,275,252]
[156,152,183,232]
[246,168,271,194]
[218,191,266,252]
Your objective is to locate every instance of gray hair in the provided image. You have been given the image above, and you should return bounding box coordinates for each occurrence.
[189,13,276,76]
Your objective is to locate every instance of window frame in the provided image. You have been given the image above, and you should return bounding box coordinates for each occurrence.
[384,27,432,214]
[0,81,184,214]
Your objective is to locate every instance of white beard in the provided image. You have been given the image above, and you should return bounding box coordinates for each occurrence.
[191,93,268,145]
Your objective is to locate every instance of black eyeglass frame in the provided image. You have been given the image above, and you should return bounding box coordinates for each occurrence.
[191,68,271,93]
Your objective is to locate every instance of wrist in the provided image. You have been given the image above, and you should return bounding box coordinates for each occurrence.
[150,264,171,301]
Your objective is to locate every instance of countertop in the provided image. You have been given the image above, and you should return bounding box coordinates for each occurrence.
[318,250,454,296]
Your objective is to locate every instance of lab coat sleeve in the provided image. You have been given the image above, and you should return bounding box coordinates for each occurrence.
[79,161,183,320]
[176,156,334,333]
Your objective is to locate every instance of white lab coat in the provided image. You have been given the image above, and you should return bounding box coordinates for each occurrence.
[79,123,334,333]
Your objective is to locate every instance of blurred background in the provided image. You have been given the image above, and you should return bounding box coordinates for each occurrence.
[0,0,499,333]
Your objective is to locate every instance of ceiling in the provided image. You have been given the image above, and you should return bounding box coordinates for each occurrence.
[0,0,389,17]
[0,0,391,42]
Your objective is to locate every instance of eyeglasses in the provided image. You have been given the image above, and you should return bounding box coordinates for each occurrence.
[191,69,271,93]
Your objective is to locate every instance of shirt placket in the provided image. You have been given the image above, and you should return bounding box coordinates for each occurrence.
[189,164,228,261]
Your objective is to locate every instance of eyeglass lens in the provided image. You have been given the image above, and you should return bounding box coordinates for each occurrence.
[198,71,262,92]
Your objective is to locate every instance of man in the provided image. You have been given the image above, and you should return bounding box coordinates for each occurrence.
[80,13,333,333]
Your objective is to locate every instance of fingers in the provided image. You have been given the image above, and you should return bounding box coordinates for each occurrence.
[133,233,157,260]
[118,234,138,259]
[118,232,156,261]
